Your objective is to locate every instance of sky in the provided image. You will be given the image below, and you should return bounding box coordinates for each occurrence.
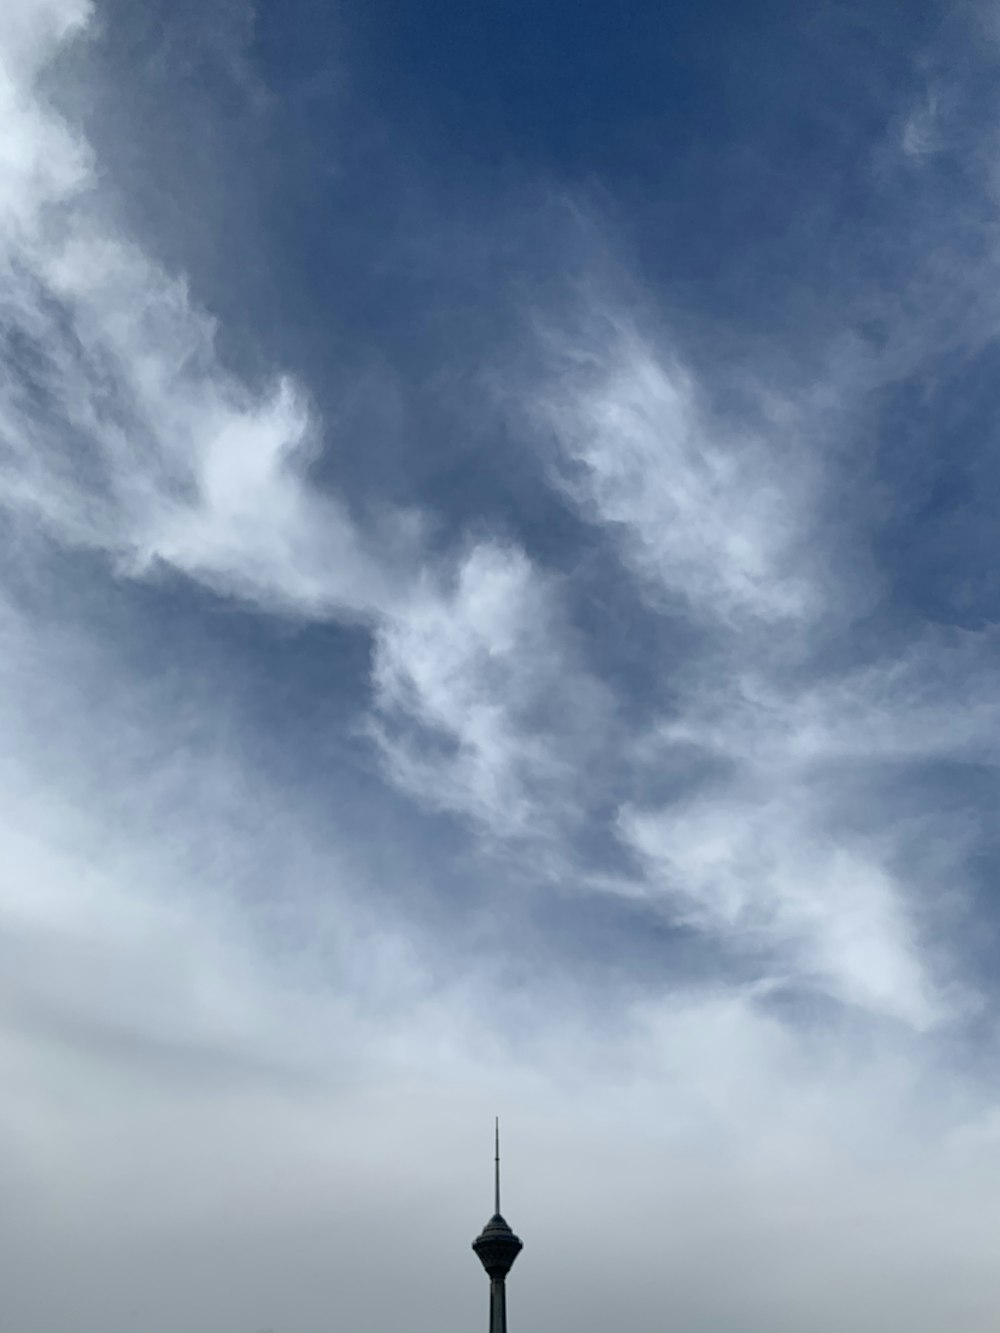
[6,0,1000,1329]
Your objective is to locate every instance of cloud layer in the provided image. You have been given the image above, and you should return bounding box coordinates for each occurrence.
[5,2,1000,1331]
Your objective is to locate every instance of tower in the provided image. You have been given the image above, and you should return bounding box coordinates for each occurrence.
[472,1119,522,1333]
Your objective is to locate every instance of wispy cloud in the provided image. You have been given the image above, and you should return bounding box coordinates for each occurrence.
[0,0,973,1045]
[620,791,941,1026]
[901,91,944,159]
[506,246,1000,1026]
[0,0,604,865]
[370,541,610,843]
[532,308,818,626]
[2,228,389,616]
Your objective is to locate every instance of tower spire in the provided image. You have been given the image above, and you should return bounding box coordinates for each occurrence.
[472,1121,523,1333]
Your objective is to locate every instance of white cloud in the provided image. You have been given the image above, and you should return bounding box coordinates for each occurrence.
[2,225,392,617]
[533,312,816,624]
[0,5,91,230]
[508,283,1000,1027]
[0,0,596,856]
[370,541,608,842]
[612,636,1000,1026]
[620,790,940,1026]
[657,637,1000,770]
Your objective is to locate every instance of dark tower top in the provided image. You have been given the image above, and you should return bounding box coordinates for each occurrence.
[472,1120,522,1333]
[472,1210,523,1282]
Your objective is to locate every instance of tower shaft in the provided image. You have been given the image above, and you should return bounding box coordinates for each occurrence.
[489,1277,508,1333]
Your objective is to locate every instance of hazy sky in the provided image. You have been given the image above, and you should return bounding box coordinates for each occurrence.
[5,1,1000,1330]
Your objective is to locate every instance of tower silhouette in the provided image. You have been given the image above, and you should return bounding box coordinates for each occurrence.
[472,1119,522,1333]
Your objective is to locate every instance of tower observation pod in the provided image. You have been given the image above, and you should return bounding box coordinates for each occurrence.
[472,1119,523,1333]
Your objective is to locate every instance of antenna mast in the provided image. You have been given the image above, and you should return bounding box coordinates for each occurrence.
[472,1116,523,1333]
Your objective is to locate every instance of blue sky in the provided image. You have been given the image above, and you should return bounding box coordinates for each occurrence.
[5,1,1000,1330]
